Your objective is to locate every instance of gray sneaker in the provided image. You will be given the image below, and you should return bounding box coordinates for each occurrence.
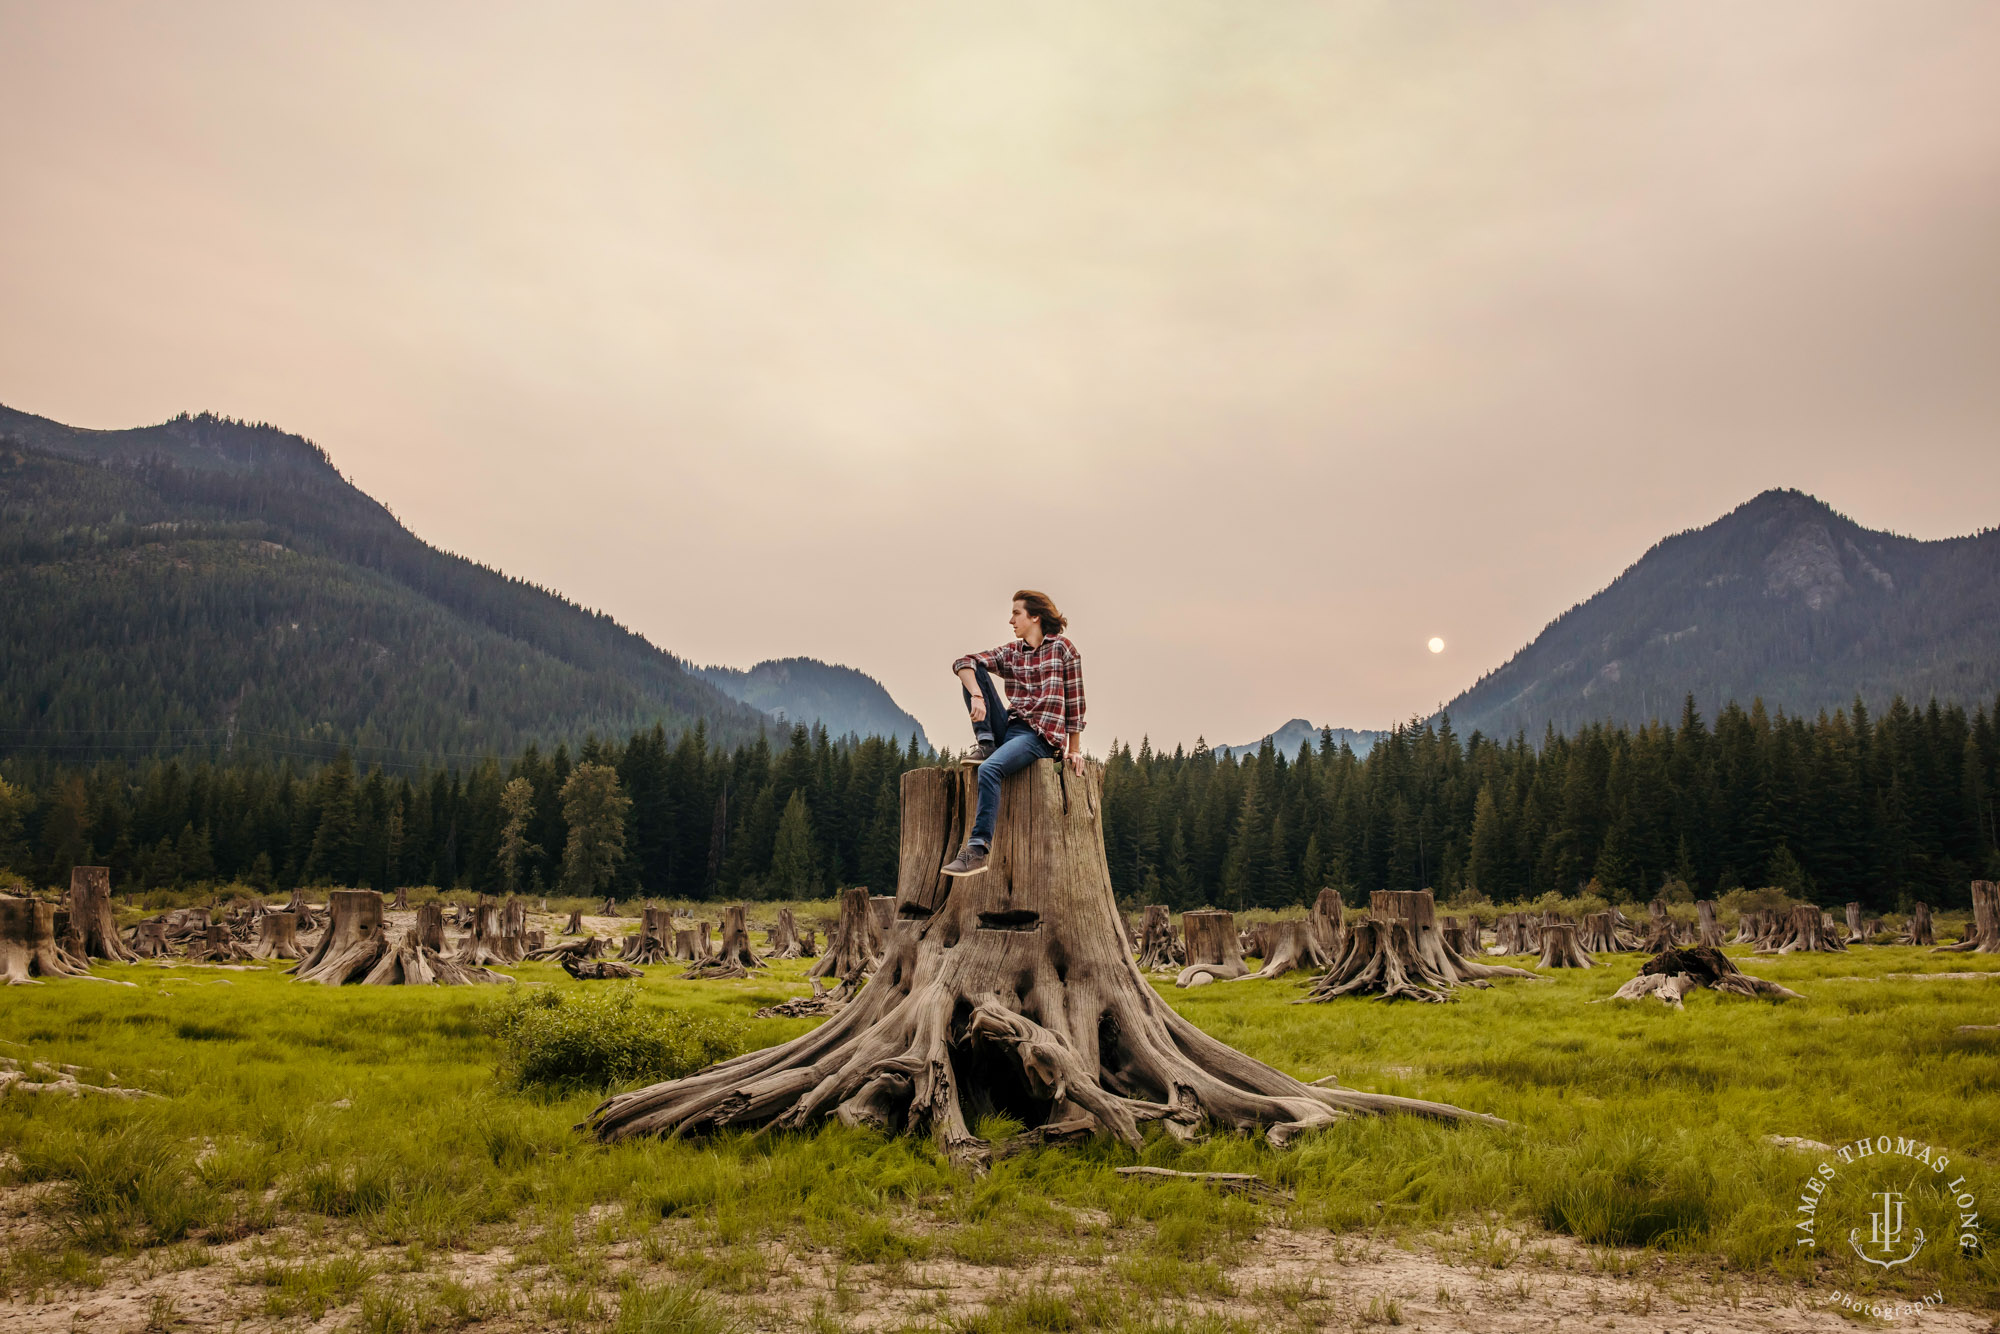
[941,843,990,877]
[960,740,995,765]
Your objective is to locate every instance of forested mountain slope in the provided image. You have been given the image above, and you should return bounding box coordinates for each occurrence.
[1444,489,2000,740]
[0,403,777,764]
[698,657,930,751]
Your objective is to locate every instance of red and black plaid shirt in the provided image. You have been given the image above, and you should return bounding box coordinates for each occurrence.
[952,635,1086,754]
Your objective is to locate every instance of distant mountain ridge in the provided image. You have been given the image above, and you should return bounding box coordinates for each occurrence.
[0,402,796,763]
[697,657,930,751]
[1441,489,2000,740]
[1215,719,1386,760]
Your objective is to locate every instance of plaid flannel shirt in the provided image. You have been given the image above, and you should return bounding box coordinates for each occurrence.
[952,635,1086,754]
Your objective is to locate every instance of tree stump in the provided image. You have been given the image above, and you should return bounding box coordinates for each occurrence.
[622,907,677,965]
[601,896,617,917]
[1304,891,1540,1004]
[563,956,644,980]
[1309,889,1346,956]
[391,886,409,910]
[766,907,805,959]
[591,760,1501,1164]
[1535,922,1595,968]
[284,889,320,932]
[2,896,119,985]
[1136,905,1181,970]
[1239,922,1275,963]
[292,890,511,985]
[1902,902,1934,946]
[1696,900,1724,947]
[869,894,895,945]
[64,867,138,963]
[682,904,764,979]
[799,928,818,957]
[190,922,256,962]
[565,908,585,934]
[1762,903,1846,954]
[413,903,446,954]
[1175,910,1247,987]
[1606,944,1802,1006]
[1936,882,1999,954]
[1236,919,1331,981]
[1843,902,1865,944]
[161,907,212,947]
[499,897,530,962]
[1578,911,1637,953]
[454,898,513,967]
[131,920,171,958]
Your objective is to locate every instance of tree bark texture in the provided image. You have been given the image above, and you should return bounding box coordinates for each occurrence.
[1310,889,1346,957]
[766,907,805,959]
[1696,900,1723,947]
[1844,902,1866,943]
[1136,905,1181,970]
[682,904,764,979]
[2,896,117,984]
[1536,922,1595,968]
[565,908,585,934]
[1176,910,1247,987]
[1579,911,1639,953]
[591,760,1501,1165]
[65,866,138,963]
[414,903,446,954]
[392,886,409,910]
[1935,882,1999,953]
[454,899,515,967]
[622,907,677,965]
[1236,919,1330,981]
[1902,902,1934,946]
[1304,891,1540,1004]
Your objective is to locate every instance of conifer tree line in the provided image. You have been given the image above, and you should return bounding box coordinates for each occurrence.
[0,694,1995,914]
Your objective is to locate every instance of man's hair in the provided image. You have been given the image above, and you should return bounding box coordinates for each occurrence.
[1013,589,1067,636]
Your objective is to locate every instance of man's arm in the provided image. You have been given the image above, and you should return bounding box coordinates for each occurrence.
[952,643,1013,721]
[1063,644,1087,772]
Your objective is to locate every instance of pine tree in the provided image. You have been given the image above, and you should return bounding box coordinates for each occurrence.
[496,777,540,895]
[769,790,817,896]
[560,763,629,896]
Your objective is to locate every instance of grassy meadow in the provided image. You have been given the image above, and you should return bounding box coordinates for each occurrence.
[2,897,1998,1331]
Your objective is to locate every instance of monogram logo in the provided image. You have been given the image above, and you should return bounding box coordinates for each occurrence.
[1848,1189,1925,1268]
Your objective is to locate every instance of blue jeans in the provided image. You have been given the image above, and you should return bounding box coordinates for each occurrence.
[964,663,1055,847]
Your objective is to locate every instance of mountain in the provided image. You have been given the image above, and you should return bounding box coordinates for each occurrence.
[0,402,784,765]
[697,657,930,751]
[1442,489,2000,740]
[1215,719,1386,760]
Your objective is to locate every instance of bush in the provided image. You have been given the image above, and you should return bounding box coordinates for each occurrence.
[484,986,742,1092]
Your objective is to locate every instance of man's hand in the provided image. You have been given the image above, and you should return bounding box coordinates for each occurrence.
[1068,750,1087,777]
[968,696,987,723]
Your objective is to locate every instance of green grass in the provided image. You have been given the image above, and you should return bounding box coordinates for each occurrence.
[1,927,1997,1323]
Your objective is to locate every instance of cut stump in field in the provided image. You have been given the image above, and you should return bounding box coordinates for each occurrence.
[1902,902,1934,946]
[1176,909,1247,987]
[681,904,763,979]
[622,907,677,965]
[591,760,1502,1166]
[1536,922,1595,969]
[1236,919,1330,981]
[767,887,879,1016]
[1762,904,1847,954]
[131,920,171,958]
[2,896,123,985]
[392,886,409,910]
[293,889,511,985]
[1604,944,1802,1007]
[1136,904,1181,970]
[565,908,584,935]
[1936,882,1999,954]
[66,866,139,963]
[1696,901,1724,947]
[413,903,446,954]
[1310,889,1346,956]
[190,923,256,962]
[766,907,806,959]
[1304,891,1542,1004]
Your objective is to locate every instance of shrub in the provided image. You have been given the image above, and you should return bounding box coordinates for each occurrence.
[484,986,742,1092]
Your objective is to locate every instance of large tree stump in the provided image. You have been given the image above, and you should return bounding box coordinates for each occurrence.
[190,923,256,962]
[869,894,895,946]
[499,897,531,962]
[1236,919,1331,981]
[591,761,1500,1165]
[1762,903,1847,954]
[413,903,446,954]
[391,886,409,910]
[1309,889,1345,956]
[1239,921,1277,963]
[1936,882,1999,954]
[565,908,585,935]
[284,889,320,932]
[1578,911,1637,953]
[2,896,120,985]
[1606,944,1802,1007]
[292,890,510,985]
[682,904,764,979]
[1176,910,1247,987]
[131,920,171,958]
[65,867,138,963]
[1304,891,1540,1004]
[454,898,520,967]
[1536,922,1595,968]
[1843,902,1865,943]
[622,907,676,964]
[1696,900,1724,947]
[799,927,818,957]
[1136,905,1181,970]
[766,907,806,959]
[1902,902,1934,946]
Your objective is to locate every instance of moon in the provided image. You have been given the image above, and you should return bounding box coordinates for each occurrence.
[1427,637,1445,654]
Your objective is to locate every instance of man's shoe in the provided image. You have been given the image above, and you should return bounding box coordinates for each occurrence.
[941,843,990,877]
[960,741,995,765]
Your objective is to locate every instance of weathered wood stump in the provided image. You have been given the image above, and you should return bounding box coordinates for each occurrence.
[1239,921,1277,963]
[682,905,763,979]
[500,897,531,962]
[622,907,676,965]
[1536,922,1595,969]
[565,908,585,934]
[285,889,320,932]
[392,886,409,910]
[1936,882,1999,954]
[65,867,138,963]
[563,956,644,980]
[1309,889,1346,956]
[131,920,171,958]
[799,927,818,957]
[1136,904,1181,970]
[1578,911,1636,953]
[1902,902,1934,946]
[1176,910,1247,987]
[766,907,806,959]
[869,895,895,951]
[527,934,607,962]
[2,896,120,984]
[601,896,617,917]
[1764,903,1847,954]
[292,890,511,985]
[1304,891,1540,1004]
[1695,900,1723,947]
[1236,918,1331,981]
[454,898,514,967]
[1606,944,1802,1007]
[592,760,1501,1165]
[413,903,446,954]
[190,922,256,962]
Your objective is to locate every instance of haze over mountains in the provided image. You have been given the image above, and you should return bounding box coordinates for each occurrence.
[0,403,920,765]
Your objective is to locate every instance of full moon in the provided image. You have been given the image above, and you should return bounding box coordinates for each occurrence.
[1427,637,1445,654]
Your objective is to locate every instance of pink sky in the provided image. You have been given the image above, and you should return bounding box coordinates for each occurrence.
[3,2,1998,751]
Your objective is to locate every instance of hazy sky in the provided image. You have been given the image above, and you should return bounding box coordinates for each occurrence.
[4,3,1998,752]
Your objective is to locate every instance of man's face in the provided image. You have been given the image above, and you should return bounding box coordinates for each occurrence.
[1009,600,1034,639]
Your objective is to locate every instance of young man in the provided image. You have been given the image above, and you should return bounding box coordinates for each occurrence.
[940,589,1087,877]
